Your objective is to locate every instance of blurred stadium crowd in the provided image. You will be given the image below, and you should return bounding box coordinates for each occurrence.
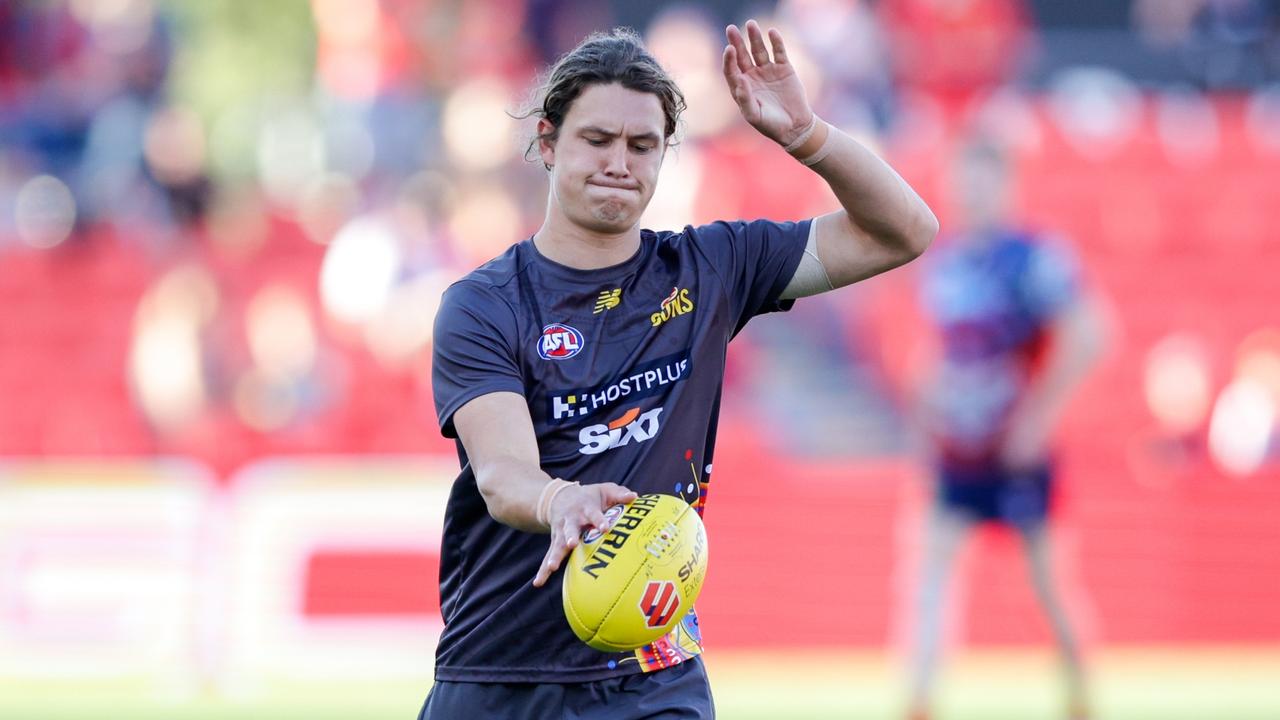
[2,6,1280,706]
[2,0,1279,480]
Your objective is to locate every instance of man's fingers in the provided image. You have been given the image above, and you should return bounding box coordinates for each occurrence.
[562,517,581,549]
[601,483,638,506]
[722,44,739,85]
[768,27,789,65]
[746,20,771,66]
[532,546,556,587]
[587,507,607,531]
[723,48,752,109]
[533,530,574,587]
[725,24,753,73]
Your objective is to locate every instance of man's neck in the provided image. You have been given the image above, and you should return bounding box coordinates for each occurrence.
[532,212,642,270]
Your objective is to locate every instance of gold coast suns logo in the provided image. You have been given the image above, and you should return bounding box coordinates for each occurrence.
[651,287,693,327]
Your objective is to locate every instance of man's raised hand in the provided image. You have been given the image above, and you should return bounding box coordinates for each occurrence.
[722,20,815,148]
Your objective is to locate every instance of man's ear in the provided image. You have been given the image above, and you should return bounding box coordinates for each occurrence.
[537,118,556,169]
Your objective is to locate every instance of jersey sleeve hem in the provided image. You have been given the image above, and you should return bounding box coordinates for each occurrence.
[437,380,528,439]
[760,222,809,311]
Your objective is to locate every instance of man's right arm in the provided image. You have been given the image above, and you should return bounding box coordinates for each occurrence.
[453,391,637,587]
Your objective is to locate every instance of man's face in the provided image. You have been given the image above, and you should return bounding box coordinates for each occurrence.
[539,83,667,235]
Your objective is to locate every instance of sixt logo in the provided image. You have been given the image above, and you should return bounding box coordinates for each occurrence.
[548,351,690,423]
[578,406,664,455]
[593,288,622,314]
[651,287,694,327]
[537,323,584,360]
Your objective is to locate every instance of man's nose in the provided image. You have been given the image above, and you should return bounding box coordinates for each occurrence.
[602,142,629,177]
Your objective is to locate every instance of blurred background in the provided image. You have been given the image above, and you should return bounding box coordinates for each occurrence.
[1,0,1278,718]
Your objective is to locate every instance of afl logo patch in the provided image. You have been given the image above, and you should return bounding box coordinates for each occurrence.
[538,323,585,360]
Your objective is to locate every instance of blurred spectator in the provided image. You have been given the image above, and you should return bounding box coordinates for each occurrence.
[1134,0,1280,86]
[0,0,186,248]
[781,0,897,130]
[881,0,1034,103]
[1134,0,1280,87]
[525,0,617,63]
[1,0,1275,485]
[901,135,1107,720]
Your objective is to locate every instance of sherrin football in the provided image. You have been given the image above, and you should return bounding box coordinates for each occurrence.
[562,493,708,652]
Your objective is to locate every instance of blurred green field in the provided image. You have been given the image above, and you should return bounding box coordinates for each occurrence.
[3,647,1277,719]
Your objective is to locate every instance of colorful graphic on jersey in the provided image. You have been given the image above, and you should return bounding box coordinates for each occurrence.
[538,323,584,360]
[651,286,694,327]
[594,288,622,313]
[578,406,664,455]
[674,449,711,516]
[548,350,691,423]
[634,608,703,672]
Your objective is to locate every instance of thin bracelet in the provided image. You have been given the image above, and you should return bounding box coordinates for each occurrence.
[535,478,564,527]
[536,478,578,528]
[782,115,818,154]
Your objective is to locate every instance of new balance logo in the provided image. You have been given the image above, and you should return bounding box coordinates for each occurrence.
[594,288,622,313]
[639,580,680,628]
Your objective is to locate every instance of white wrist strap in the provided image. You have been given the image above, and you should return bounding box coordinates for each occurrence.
[536,478,578,529]
[782,115,818,153]
[796,122,835,167]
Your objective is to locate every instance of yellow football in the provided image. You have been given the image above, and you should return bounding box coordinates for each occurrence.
[562,493,708,652]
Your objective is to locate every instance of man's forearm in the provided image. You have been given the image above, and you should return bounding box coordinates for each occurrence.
[793,119,937,259]
[474,456,555,532]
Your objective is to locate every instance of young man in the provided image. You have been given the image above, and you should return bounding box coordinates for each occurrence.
[427,22,936,718]
[904,138,1107,720]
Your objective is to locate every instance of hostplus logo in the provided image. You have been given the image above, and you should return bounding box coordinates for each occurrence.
[594,288,622,314]
[578,406,664,455]
[548,351,690,423]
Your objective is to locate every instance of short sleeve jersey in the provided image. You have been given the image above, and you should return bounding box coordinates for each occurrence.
[431,219,809,682]
[918,229,1081,468]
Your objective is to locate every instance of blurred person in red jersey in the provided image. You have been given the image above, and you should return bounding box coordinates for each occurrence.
[424,21,937,719]
[903,136,1107,720]
[881,0,1033,104]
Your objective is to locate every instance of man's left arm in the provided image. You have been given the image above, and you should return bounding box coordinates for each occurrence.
[1001,292,1110,470]
[723,21,938,291]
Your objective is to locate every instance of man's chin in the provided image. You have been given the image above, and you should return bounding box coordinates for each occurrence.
[590,201,638,229]
[582,218,635,235]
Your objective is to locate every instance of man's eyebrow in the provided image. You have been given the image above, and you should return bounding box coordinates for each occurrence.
[579,126,661,142]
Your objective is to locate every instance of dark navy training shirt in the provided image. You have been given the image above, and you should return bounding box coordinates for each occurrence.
[430,219,810,683]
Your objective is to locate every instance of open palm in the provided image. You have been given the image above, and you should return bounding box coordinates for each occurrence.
[722,20,814,147]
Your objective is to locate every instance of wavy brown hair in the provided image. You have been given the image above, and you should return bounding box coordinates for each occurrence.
[518,28,687,168]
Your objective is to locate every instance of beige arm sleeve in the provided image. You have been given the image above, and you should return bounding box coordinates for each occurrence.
[780,217,835,300]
